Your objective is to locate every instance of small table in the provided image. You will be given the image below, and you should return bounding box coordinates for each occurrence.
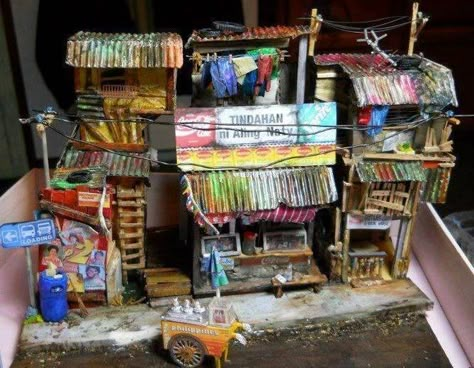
[271,272,327,298]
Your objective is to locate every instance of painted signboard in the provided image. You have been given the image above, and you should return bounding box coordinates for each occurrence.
[347,214,392,230]
[175,103,336,170]
[0,219,56,249]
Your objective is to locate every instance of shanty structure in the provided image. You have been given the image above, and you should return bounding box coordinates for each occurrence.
[62,31,183,284]
[314,53,459,286]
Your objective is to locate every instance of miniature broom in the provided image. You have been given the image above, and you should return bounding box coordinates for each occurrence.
[70,281,89,317]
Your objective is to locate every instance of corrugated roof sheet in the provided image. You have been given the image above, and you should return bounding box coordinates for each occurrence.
[66,31,183,68]
[186,25,311,48]
[60,147,150,178]
[184,167,338,214]
[315,53,458,108]
[357,161,426,182]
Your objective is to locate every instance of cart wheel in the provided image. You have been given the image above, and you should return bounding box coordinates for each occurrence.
[169,334,206,368]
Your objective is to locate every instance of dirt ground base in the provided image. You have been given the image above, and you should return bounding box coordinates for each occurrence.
[13,313,450,368]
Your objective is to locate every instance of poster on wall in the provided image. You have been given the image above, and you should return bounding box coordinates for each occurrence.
[175,103,337,171]
[347,214,392,230]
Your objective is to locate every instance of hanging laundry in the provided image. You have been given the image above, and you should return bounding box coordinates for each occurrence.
[255,79,279,105]
[209,59,238,98]
[368,105,389,137]
[201,62,213,89]
[232,57,258,85]
[247,48,280,80]
[254,56,273,96]
[242,69,258,97]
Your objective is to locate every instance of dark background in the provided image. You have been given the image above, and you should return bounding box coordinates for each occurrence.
[1,0,473,215]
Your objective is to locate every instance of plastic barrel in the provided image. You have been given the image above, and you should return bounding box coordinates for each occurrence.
[39,271,68,322]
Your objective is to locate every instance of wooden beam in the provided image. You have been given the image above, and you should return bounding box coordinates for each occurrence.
[296,36,308,104]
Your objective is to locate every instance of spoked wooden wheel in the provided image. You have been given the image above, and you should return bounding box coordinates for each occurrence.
[169,334,206,368]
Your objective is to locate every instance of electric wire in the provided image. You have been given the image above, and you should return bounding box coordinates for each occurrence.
[38,113,438,171]
[36,113,430,132]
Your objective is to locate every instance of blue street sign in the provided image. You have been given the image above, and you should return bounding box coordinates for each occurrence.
[0,219,56,249]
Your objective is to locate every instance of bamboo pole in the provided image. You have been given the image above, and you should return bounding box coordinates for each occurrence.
[308,8,319,57]
[407,2,419,56]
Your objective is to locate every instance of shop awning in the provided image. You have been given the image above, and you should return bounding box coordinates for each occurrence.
[66,32,183,68]
[356,161,426,182]
[314,53,458,108]
[182,167,337,227]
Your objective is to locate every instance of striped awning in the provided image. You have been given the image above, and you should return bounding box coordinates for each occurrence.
[356,161,426,182]
[66,31,183,68]
[183,167,338,215]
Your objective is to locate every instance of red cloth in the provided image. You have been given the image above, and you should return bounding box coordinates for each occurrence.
[248,205,317,223]
[254,56,273,95]
[202,206,317,225]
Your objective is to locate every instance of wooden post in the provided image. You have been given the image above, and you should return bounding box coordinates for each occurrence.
[36,124,50,187]
[341,217,350,283]
[296,35,308,104]
[334,207,341,244]
[308,8,319,57]
[407,2,419,56]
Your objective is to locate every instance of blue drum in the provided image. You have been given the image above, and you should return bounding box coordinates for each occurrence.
[39,271,68,322]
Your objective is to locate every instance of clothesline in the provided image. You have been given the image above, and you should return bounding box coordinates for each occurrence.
[186,50,289,61]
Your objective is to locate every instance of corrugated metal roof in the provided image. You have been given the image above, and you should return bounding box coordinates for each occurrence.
[66,31,183,68]
[315,53,458,108]
[186,25,311,48]
[357,161,426,182]
[60,147,150,178]
[183,167,338,214]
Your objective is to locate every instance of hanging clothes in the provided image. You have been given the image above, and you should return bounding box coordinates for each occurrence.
[254,56,273,96]
[242,69,257,97]
[232,56,258,84]
[209,59,238,98]
[200,61,212,89]
[368,105,390,137]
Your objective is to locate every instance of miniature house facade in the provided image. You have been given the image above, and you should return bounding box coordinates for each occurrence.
[314,53,458,286]
[176,25,337,297]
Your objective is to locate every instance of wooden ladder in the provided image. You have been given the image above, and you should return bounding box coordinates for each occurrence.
[116,183,146,282]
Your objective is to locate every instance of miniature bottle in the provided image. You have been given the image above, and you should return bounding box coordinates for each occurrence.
[242,231,257,255]
[285,263,293,281]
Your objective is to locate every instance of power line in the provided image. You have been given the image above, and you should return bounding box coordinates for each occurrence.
[40,113,437,171]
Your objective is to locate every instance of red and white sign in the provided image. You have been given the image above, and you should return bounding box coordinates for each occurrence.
[175,108,216,148]
[77,192,111,208]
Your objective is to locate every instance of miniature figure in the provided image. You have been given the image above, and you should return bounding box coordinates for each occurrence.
[193,300,205,314]
[171,297,182,313]
[183,299,193,314]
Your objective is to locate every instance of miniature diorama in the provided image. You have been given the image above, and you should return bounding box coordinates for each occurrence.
[0,2,465,367]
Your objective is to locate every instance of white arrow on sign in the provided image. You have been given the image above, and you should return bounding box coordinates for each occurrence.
[3,231,18,242]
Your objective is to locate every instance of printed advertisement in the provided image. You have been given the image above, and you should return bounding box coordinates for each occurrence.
[175,103,337,170]
[347,214,392,230]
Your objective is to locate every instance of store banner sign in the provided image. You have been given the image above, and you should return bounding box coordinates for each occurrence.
[347,214,392,230]
[175,103,336,170]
